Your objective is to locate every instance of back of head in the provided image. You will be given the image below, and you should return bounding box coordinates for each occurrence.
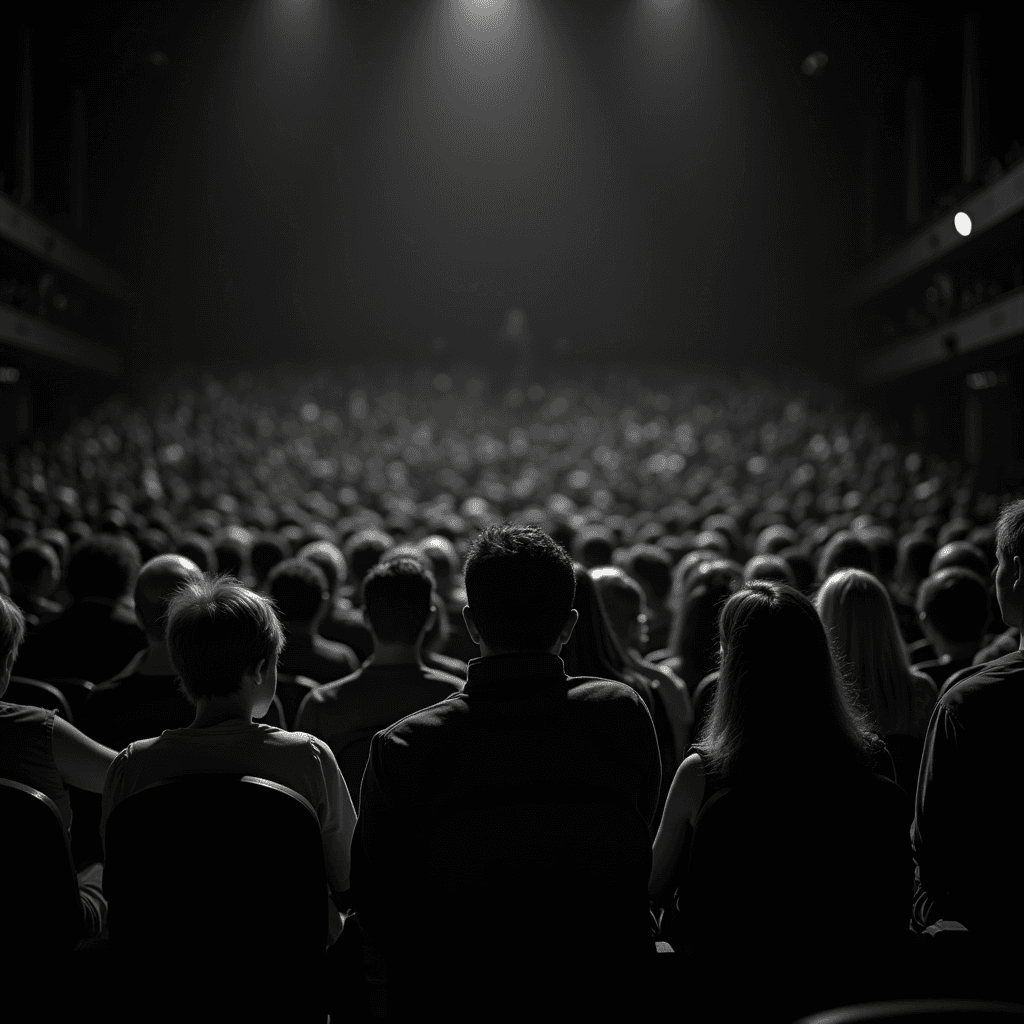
[930,541,988,579]
[591,566,645,641]
[250,533,290,588]
[0,592,26,664]
[417,535,459,592]
[996,499,1024,569]
[673,559,742,684]
[363,557,436,645]
[134,554,205,642]
[896,533,936,593]
[560,563,629,678]
[10,540,61,599]
[138,528,173,565]
[816,569,914,735]
[266,558,328,626]
[345,529,395,584]
[166,577,283,701]
[37,528,70,571]
[177,533,218,575]
[917,567,990,644]
[858,526,898,583]
[817,530,873,585]
[700,581,870,779]
[464,524,576,653]
[298,541,347,595]
[670,549,718,609]
[572,525,615,570]
[66,533,141,602]
[937,517,974,548]
[624,544,672,605]
[743,554,795,587]
[756,524,800,556]
[213,529,252,581]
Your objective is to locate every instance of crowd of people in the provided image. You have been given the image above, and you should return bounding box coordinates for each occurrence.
[0,363,1022,1020]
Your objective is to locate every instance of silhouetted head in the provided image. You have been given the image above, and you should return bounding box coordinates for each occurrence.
[363,557,437,646]
[66,534,141,602]
[134,554,205,642]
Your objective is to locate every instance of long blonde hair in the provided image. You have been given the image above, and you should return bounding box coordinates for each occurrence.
[815,569,916,737]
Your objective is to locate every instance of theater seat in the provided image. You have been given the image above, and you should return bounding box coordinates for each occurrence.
[0,778,83,958]
[104,774,328,1019]
[40,677,96,722]
[6,677,73,722]
[794,1000,1024,1023]
[275,673,318,730]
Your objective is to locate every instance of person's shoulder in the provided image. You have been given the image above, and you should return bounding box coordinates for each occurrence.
[376,691,467,743]
[940,650,1024,706]
[567,675,650,708]
[421,665,465,692]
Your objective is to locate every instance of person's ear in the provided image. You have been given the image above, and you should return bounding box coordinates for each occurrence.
[462,606,481,645]
[252,658,267,686]
[559,608,579,645]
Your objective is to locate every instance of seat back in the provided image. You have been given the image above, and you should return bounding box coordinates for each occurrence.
[0,778,83,956]
[794,1000,1024,1023]
[42,677,96,722]
[6,677,73,721]
[104,774,326,963]
[275,674,317,730]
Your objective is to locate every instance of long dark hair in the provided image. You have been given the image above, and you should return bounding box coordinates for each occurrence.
[669,559,742,689]
[693,581,876,781]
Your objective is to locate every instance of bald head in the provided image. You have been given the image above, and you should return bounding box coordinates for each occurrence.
[135,555,205,640]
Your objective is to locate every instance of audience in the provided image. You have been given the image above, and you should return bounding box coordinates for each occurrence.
[0,593,117,945]
[8,539,63,627]
[912,498,1024,958]
[351,525,661,1016]
[294,557,463,808]
[78,554,203,752]
[99,576,356,943]
[623,545,674,653]
[14,535,146,684]
[266,558,359,683]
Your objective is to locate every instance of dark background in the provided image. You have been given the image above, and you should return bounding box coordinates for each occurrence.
[1,1,1020,372]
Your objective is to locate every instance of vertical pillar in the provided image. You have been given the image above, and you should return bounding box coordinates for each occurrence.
[71,87,89,233]
[15,26,34,207]
[905,75,924,227]
[961,14,980,184]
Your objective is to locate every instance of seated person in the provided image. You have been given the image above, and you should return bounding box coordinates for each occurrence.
[892,533,937,644]
[14,534,146,684]
[651,581,911,1019]
[78,555,204,751]
[320,529,395,660]
[100,577,356,942]
[250,533,289,591]
[351,525,662,1016]
[622,545,674,654]
[743,553,795,586]
[9,540,63,628]
[816,530,874,586]
[295,557,463,808]
[913,498,1024,950]
[0,594,117,945]
[915,568,990,692]
[297,539,358,653]
[267,558,359,683]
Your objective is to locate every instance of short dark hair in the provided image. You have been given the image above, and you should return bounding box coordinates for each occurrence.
[464,524,576,652]
[363,557,436,644]
[66,534,141,601]
[213,534,250,580]
[572,526,615,570]
[929,541,988,580]
[896,533,936,591]
[778,547,815,596]
[858,526,898,581]
[624,544,673,603]
[298,541,347,594]
[10,540,60,595]
[166,576,283,700]
[345,529,395,583]
[756,525,800,556]
[996,499,1024,567]
[266,558,328,624]
[743,554,795,587]
[917,568,990,643]
[251,534,290,587]
[0,593,26,662]
[817,531,873,584]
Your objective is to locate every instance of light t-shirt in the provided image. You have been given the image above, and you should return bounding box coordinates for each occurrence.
[100,720,356,895]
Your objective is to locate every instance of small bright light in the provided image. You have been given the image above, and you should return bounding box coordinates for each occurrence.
[954,211,972,236]
[801,51,828,77]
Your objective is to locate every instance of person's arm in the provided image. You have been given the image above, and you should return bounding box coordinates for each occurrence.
[650,753,705,905]
[51,715,118,793]
[911,701,964,927]
[310,737,357,895]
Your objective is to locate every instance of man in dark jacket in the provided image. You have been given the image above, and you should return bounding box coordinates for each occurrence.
[352,524,662,1017]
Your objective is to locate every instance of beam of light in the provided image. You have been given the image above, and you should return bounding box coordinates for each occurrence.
[447,0,523,72]
[954,211,972,236]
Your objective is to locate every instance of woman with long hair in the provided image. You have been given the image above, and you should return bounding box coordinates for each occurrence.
[650,582,910,1019]
[816,568,937,788]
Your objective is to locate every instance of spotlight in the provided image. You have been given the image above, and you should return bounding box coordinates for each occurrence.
[801,51,828,77]
[954,211,972,237]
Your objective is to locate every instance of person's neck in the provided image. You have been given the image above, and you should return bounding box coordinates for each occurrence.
[369,643,423,667]
[190,697,254,729]
[136,640,177,676]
